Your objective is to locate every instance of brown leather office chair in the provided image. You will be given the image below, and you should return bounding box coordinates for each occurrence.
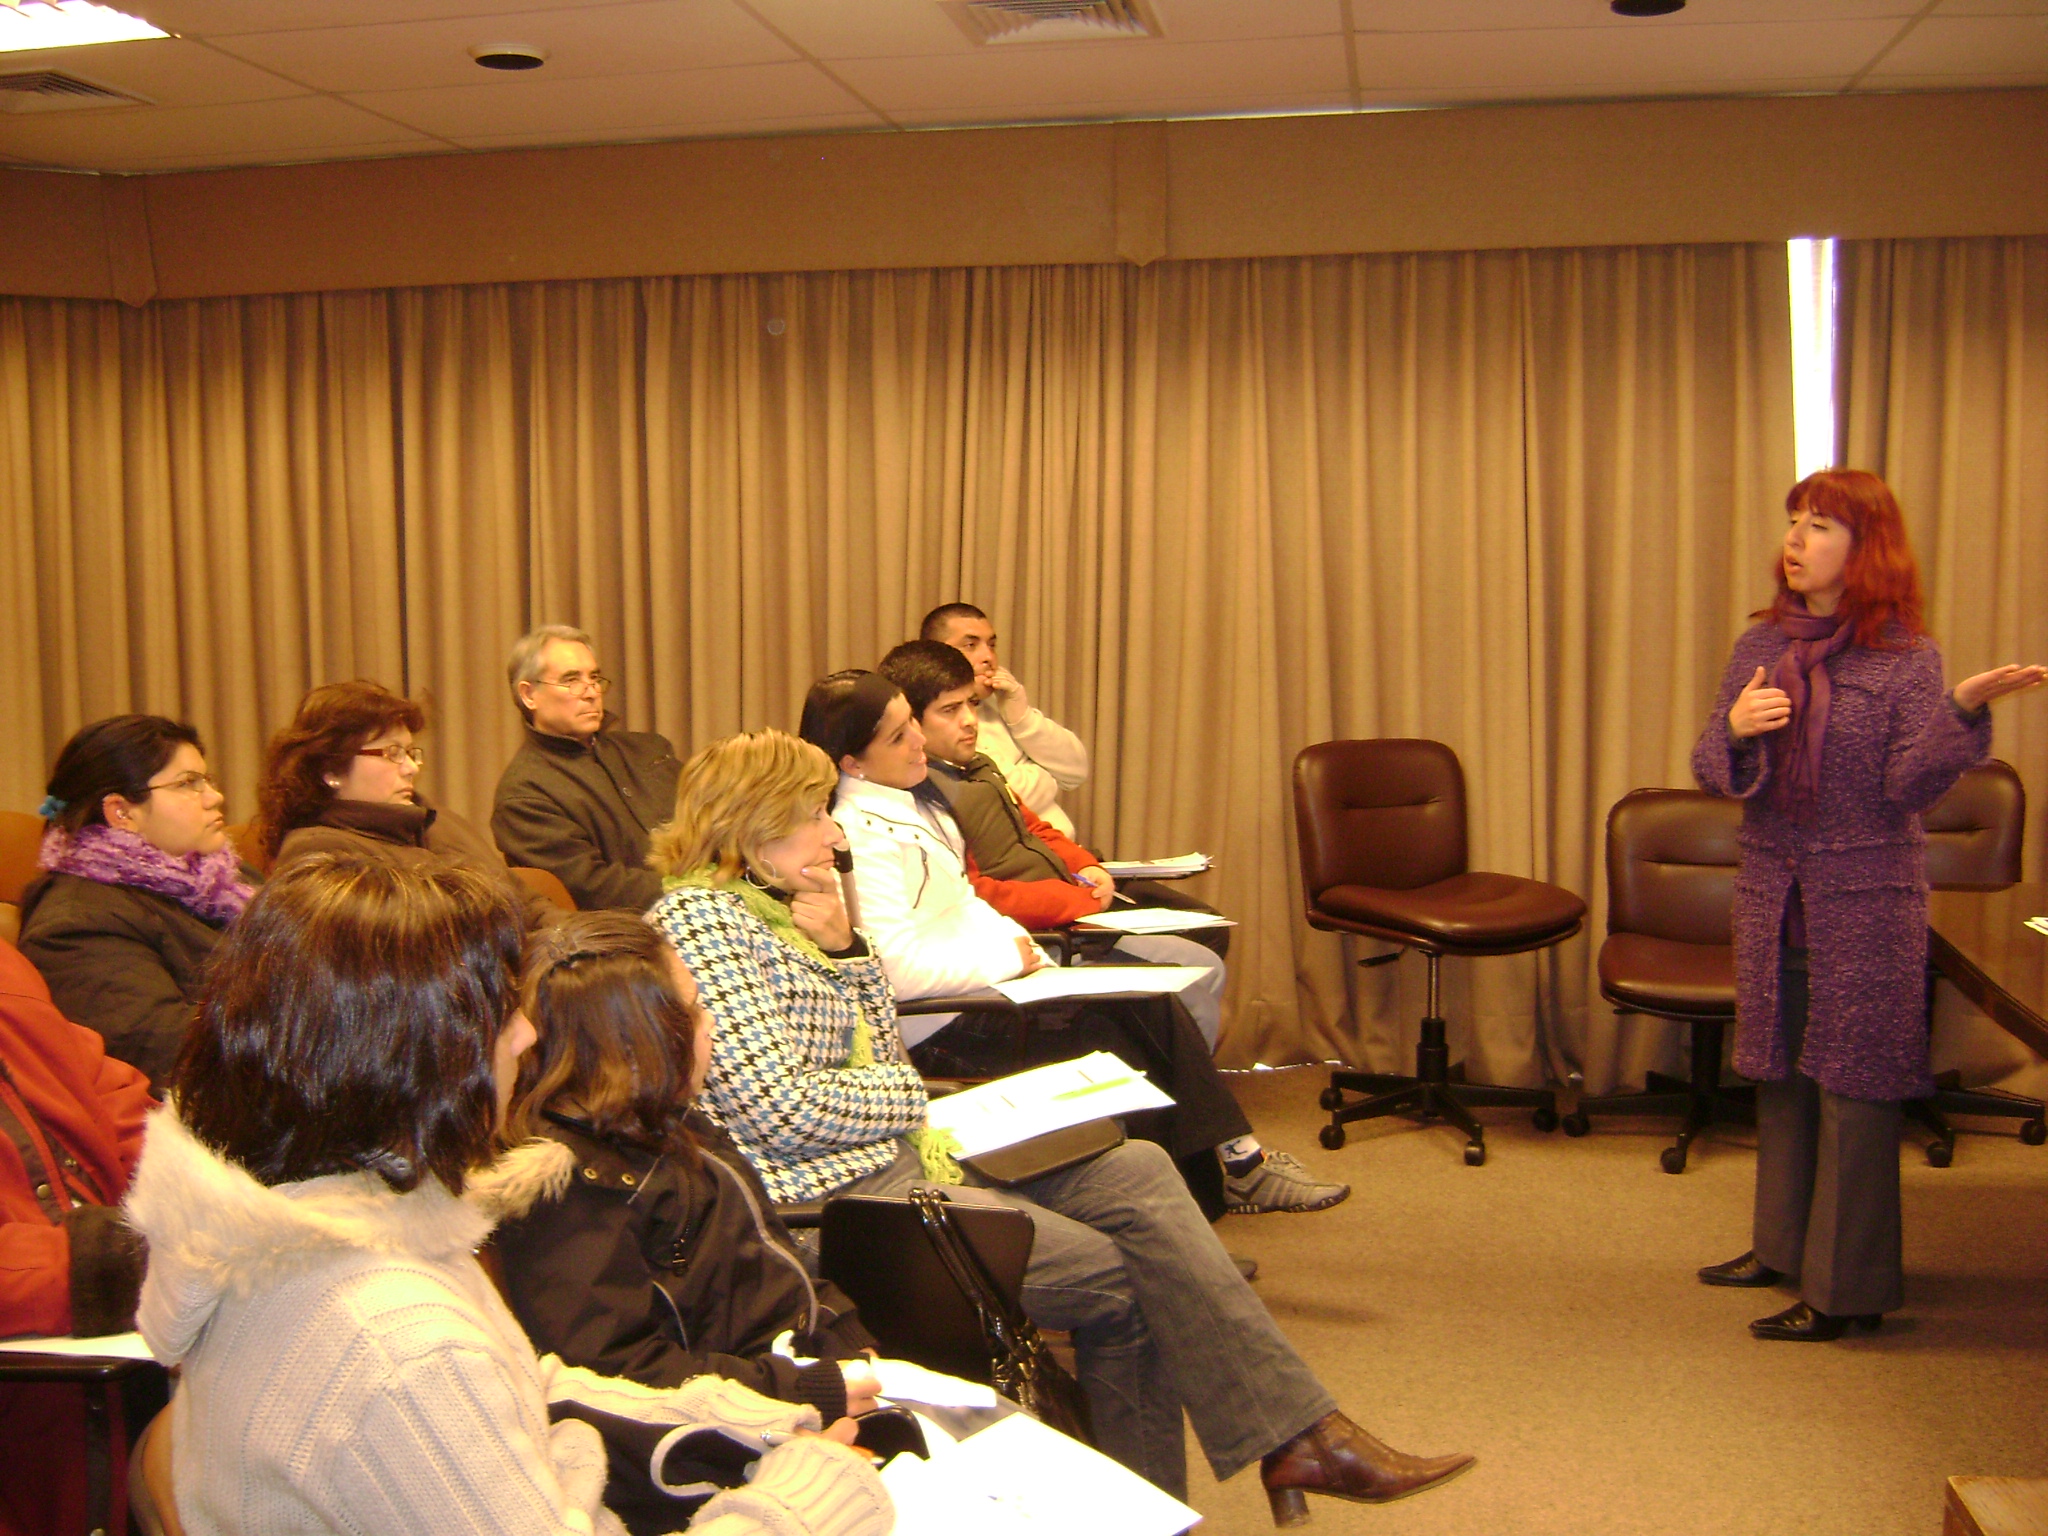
[1292,740,1585,1165]
[1562,789,1752,1172]
[1913,759,2040,1165]
[509,865,576,914]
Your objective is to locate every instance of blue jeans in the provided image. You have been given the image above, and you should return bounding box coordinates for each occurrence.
[834,1138,1334,1496]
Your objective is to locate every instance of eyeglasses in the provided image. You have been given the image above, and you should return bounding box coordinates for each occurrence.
[537,672,611,698]
[146,772,220,797]
[357,745,425,767]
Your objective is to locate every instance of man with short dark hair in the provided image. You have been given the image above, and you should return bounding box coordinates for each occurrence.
[877,640,1344,1217]
[490,625,680,911]
[879,638,1231,1045]
[920,602,1088,837]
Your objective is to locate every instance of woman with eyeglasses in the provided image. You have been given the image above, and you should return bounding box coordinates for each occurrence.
[258,681,554,930]
[17,715,254,1085]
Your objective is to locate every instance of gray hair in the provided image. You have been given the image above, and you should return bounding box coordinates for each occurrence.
[508,624,596,719]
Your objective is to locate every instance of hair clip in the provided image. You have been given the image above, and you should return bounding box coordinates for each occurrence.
[36,794,67,820]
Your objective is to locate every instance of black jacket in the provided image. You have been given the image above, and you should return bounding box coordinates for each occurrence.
[492,1111,875,1421]
[15,873,231,1087]
[491,716,681,912]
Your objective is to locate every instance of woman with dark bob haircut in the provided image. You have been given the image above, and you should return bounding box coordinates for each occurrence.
[494,911,886,1425]
[124,856,890,1536]
[18,714,254,1084]
[256,679,552,928]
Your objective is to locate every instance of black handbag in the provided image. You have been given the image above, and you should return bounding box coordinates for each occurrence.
[907,1187,1095,1446]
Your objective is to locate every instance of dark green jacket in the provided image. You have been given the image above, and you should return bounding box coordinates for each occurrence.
[925,754,1071,883]
[15,873,228,1088]
[490,716,681,912]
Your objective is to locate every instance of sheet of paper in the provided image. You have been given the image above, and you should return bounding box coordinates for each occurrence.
[881,1410,1200,1536]
[993,965,1210,1004]
[1099,852,1213,879]
[872,1359,999,1409]
[924,1051,1175,1158]
[0,1331,156,1361]
[2024,916,2048,936]
[1075,907,1236,935]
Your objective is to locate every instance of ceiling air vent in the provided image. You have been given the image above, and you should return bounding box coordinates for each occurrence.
[0,69,149,113]
[943,0,1161,46]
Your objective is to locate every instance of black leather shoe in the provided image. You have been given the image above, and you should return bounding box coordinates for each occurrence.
[1749,1301,1883,1341]
[1697,1251,1785,1288]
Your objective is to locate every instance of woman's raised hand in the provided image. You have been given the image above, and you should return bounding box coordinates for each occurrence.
[1953,664,2048,714]
[1728,666,1793,739]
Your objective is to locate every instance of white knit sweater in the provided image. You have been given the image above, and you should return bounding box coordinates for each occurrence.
[123,1106,892,1536]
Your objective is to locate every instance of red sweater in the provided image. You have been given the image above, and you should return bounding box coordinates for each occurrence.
[0,939,154,1338]
[966,801,1106,929]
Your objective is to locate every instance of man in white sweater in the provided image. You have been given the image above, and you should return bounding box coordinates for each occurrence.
[921,603,1090,838]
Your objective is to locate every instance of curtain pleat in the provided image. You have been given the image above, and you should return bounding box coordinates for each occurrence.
[0,248,1797,1081]
[1835,236,2048,1096]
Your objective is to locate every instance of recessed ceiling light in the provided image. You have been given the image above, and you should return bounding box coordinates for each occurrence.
[470,42,546,70]
[1611,0,1685,14]
[0,0,168,54]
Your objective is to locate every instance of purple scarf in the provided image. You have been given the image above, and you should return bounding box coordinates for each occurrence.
[38,824,254,927]
[1767,601,1855,815]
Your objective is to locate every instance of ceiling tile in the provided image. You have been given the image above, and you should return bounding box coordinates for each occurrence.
[347,58,865,138]
[1351,77,1854,108]
[127,0,654,37]
[887,93,1353,127]
[0,36,308,105]
[1934,0,2048,12]
[739,0,976,59]
[0,93,437,171]
[1345,0,1914,29]
[206,0,792,94]
[448,110,881,148]
[91,138,452,172]
[1865,13,2048,72]
[1351,19,1897,90]
[1145,0,1343,43]
[835,34,1352,113]
[1855,71,2048,86]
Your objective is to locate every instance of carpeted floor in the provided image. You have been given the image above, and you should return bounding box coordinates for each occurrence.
[1179,1065,2048,1536]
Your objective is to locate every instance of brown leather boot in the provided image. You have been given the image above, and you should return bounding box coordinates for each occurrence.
[1260,1411,1475,1527]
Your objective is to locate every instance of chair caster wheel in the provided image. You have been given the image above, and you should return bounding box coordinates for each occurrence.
[1660,1146,1687,1175]
[1319,1124,1347,1150]
[1561,1112,1591,1138]
[1532,1106,1559,1133]
[1463,1143,1486,1167]
[2023,1119,2047,1146]
[1319,1087,1345,1112]
[1926,1141,1953,1168]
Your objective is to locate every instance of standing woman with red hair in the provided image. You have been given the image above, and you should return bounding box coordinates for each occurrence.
[1692,469,2044,1340]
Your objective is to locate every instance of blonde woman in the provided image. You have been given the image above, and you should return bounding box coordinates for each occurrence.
[645,729,1472,1522]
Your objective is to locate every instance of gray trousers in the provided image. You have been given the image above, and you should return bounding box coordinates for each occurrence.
[834,1138,1334,1496]
[1751,947,1905,1317]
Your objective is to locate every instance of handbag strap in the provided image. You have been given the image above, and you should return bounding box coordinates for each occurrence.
[908,1188,1042,1350]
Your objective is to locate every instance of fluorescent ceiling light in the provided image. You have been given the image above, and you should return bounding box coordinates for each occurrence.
[0,1,168,54]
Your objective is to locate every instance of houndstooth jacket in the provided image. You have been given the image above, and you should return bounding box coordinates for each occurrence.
[648,884,928,1203]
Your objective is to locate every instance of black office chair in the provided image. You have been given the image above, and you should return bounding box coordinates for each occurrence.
[1292,739,1585,1165]
[1913,760,2044,1165]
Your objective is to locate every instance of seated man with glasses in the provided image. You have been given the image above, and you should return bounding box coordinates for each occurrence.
[491,624,682,911]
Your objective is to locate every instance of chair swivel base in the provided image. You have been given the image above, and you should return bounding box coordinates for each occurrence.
[1317,1015,1559,1167]
[1563,1071,1756,1174]
[1906,1073,2048,1168]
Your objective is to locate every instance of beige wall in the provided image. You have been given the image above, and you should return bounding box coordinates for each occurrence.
[5,88,2045,303]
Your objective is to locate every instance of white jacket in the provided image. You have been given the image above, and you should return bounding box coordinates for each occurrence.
[124,1105,891,1536]
[833,773,1032,1001]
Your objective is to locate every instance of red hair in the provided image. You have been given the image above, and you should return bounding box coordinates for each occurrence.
[1756,468,1926,650]
[253,681,428,863]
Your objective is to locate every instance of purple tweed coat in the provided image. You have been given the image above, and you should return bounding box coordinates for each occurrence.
[1692,621,1992,1102]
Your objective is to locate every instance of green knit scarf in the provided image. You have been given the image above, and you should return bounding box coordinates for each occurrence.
[663,864,962,1184]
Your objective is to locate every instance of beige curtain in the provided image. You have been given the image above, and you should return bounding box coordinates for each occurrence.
[0,293,403,818]
[0,248,1794,1082]
[1836,236,2048,1095]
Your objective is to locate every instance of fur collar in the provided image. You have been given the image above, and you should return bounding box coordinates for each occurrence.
[125,1105,573,1366]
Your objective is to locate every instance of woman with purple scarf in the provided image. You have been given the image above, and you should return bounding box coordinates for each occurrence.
[17,715,255,1086]
[1691,469,2044,1342]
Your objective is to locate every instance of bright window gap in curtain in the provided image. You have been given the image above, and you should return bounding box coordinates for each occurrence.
[1788,237,1838,477]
